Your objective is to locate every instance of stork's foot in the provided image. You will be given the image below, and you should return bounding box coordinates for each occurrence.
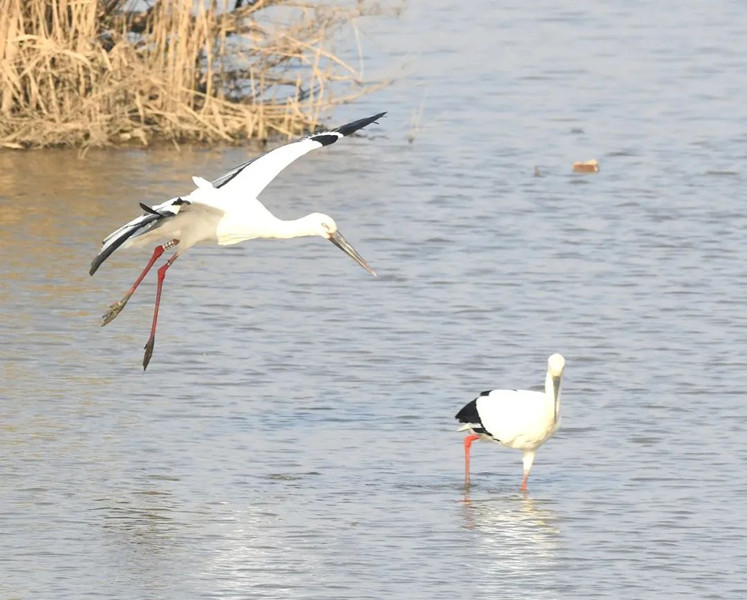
[101,298,129,326]
[143,336,155,371]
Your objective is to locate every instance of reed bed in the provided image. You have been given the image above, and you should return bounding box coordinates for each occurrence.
[0,0,382,149]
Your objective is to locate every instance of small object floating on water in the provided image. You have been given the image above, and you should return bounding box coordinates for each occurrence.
[455,353,566,492]
[90,112,385,370]
[572,159,599,173]
[533,166,542,177]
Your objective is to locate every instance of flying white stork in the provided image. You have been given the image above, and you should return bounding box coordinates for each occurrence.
[455,353,566,491]
[90,112,385,369]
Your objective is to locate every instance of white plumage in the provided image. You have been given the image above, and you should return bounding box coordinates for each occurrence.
[455,353,566,491]
[90,112,385,370]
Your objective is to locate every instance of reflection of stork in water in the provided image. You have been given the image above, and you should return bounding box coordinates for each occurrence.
[459,494,560,588]
[455,354,566,491]
[460,494,560,536]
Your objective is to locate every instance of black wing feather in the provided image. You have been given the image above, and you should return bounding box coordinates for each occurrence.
[89,212,165,276]
[455,397,489,435]
[211,157,259,190]
[332,112,386,138]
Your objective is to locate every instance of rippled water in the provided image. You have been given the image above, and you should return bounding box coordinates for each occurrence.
[3,1,747,598]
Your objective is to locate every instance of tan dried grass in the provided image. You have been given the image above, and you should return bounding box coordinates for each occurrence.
[0,0,383,149]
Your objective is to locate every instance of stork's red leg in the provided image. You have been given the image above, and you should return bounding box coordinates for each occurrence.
[142,251,180,371]
[464,434,480,488]
[101,239,179,326]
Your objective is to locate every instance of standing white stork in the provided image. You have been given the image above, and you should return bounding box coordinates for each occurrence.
[90,112,385,370]
[455,353,566,491]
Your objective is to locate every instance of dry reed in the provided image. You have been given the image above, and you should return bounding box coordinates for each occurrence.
[0,0,383,149]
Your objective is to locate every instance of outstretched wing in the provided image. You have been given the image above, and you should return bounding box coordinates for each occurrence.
[211,112,386,198]
[89,113,385,275]
[89,196,189,276]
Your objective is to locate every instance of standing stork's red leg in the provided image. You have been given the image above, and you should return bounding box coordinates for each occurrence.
[464,434,480,488]
[101,239,179,326]
[142,250,181,370]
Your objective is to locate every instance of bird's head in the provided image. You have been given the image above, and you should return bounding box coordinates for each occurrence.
[309,213,339,239]
[309,213,376,277]
[547,353,566,389]
[547,353,566,376]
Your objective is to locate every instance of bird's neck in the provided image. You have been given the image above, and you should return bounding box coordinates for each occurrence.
[264,214,318,239]
[217,209,319,246]
[545,370,562,424]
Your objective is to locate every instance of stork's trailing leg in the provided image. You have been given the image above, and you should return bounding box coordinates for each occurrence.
[101,239,179,326]
[142,251,180,371]
[463,434,480,488]
[521,450,536,493]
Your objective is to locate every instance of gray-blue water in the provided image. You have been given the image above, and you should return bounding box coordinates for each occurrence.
[2,1,747,598]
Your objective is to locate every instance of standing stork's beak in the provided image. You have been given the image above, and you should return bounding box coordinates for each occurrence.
[552,375,561,403]
[328,230,377,277]
[552,374,562,423]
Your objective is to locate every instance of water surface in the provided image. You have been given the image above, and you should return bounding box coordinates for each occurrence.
[2,2,747,598]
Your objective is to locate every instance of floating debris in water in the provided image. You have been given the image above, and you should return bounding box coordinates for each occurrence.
[572,159,599,173]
